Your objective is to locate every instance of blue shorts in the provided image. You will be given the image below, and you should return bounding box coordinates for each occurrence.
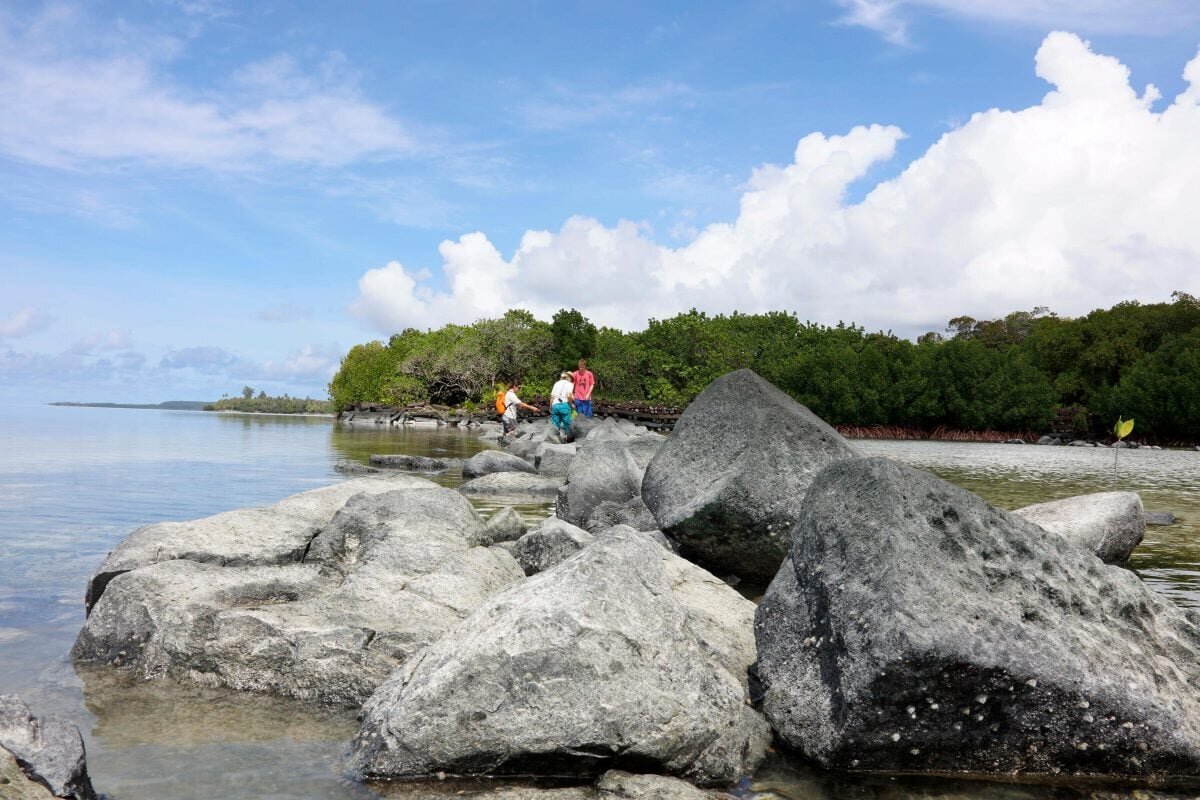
[575,399,592,417]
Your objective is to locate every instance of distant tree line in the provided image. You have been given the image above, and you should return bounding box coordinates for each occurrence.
[326,293,1200,441]
[206,387,334,414]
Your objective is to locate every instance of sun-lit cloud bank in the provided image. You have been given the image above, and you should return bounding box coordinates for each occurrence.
[352,32,1200,337]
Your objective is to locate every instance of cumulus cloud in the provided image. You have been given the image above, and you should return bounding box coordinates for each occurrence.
[0,307,53,338]
[0,6,417,170]
[68,329,134,354]
[350,33,1200,337]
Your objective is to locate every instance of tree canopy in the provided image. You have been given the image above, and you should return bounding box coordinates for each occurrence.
[326,294,1200,440]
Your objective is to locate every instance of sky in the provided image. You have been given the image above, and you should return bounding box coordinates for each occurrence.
[2,1,1200,403]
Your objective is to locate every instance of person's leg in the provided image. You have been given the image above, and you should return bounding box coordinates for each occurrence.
[577,399,592,417]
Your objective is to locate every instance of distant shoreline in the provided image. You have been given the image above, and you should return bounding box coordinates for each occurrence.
[49,401,210,411]
[210,409,335,418]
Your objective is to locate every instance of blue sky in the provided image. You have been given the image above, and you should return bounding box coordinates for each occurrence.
[3,1,1200,403]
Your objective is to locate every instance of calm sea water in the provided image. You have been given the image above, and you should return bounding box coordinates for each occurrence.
[1,404,1198,800]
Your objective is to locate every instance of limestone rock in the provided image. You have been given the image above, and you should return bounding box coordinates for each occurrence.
[510,518,594,575]
[756,456,1200,780]
[642,369,859,583]
[458,473,565,498]
[0,695,96,800]
[349,529,769,786]
[1014,491,1146,564]
[534,443,578,477]
[74,487,524,706]
[484,507,529,545]
[84,475,434,612]
[462,451,538,480]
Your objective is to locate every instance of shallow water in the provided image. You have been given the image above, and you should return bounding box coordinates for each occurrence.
[2,405,1199,799]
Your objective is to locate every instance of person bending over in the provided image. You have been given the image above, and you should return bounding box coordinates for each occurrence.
[549,371,575,441]
[502,382,540,435]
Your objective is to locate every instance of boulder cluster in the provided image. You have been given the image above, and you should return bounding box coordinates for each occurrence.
[71,368,1194,796]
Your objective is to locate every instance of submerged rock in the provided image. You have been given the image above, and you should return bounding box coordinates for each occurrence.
[0,695,96,800]
[1014,491,1145,564]
[642,369,859,584]
[74,486,524,706]
[756,457,1200,781]
[349,528,770,786]
[458,472,565,498]
[369,454,459,472]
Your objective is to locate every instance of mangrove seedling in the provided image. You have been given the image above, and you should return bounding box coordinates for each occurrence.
[1113,416,1134,483]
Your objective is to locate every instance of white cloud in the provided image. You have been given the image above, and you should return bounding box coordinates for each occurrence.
[0,307,53,338]
[0,7,418,171]
[261,344,343,382]
[68,328,135,354]
[351,33,1200,337]
[836,0,1200,41]
[159,346,239,371]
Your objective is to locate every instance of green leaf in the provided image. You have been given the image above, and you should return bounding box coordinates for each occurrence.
[1115,417,1135,439]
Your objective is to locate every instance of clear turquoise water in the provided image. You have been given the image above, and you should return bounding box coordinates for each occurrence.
[2,405,1199,799]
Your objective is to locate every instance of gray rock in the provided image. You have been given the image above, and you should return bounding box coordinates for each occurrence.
[594,770,725,799]
[568,415,601,441]
[462,450,538,480]
[0,748,56,800]
[1146,511,1177,526]
[369,454,459,471]
[756,456,1200,779]
[555,441,646,528]
[74,487,524,706]
[535,443,578,477]
[484,507,529,545]
[1037,435,1063,445]
[1067,440,1095,447]
[0,695,96,800]
[83,475,434,613]
[1014,491,1145,564]
[642,369,860,584]
[333,460,382,475]
[349,528,769,786]
[510,518,595,575]
[458,472,565,498]
[581,496,659,533]
[1003,439,1026,445]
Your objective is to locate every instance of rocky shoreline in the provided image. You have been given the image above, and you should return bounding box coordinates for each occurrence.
[28,369,1197,798]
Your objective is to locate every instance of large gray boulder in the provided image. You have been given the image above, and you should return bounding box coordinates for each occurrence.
[349,528,770,786]
[642,369,859,584]
[0,695,96,800]
[510,518,595,575]
[83,475,432,612]
[458,472,565,498]
[74,487,524,706]
[369,454,459,471]
[1014,491,1145,564]
[462,450,538,480]
[756,456,1200,780]
[555,440,652,528]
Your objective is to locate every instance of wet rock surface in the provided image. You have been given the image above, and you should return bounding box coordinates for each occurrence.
[756,456,1200,780]
[350,528,770,786]
[642,369,860,583]
[0,695,96,800]
[369,454,460,471]
[1014,491,1146,564]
